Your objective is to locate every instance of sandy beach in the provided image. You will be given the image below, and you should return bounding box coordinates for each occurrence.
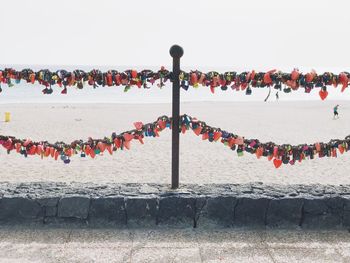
[0,101,349,185]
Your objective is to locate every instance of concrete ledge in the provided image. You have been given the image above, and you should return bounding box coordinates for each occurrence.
[0,182,350,228]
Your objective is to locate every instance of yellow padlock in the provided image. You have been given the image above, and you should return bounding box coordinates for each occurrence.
[4,112,10,122]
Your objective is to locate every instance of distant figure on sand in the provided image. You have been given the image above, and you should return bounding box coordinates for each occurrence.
[333,105,339,119]
[276,92,279,100]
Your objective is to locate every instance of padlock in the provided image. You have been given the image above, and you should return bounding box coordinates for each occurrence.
[193,126,202,136]
[273,158,282,168]
[245,86,252,95]
[319,87,328,100]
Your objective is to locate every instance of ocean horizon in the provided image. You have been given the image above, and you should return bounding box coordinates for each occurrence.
[1,65,349,103]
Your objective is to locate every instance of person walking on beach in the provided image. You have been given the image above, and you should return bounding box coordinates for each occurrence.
[333,104,339,119]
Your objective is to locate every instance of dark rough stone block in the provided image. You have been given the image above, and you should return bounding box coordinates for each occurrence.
[302,197,343,228]
[37,197,59,217]
[234,197,271,226]
[341,197,350,227]
[57,196,90,219]
[126,196,157,225]
[344,211,350,228]
[89,196,126,225]
[344,198,350,209]
[266,198,303,227]
[198,196,236,227]
[45,206,57,217]
[0,197,43,221]
[303,198,328,214]
[43,217,89,226]
[1,182,350,229]
[38,197,59,206]
[158,196,196,225]
[194,196,207,227]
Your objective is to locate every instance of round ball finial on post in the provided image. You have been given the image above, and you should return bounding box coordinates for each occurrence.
[169,45,184,59]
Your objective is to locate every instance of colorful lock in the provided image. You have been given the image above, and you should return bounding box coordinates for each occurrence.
[4,112,10,122]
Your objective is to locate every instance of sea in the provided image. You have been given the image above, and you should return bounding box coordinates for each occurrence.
[0,65,349,104]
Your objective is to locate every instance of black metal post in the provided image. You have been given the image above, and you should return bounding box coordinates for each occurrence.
[169,45,184,189]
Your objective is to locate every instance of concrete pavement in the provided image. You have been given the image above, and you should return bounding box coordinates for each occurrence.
[0,227,349,262]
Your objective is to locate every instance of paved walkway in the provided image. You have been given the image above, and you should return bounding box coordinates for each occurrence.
[0,227,349,262]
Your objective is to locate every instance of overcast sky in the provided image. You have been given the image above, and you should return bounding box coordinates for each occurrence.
[0,0,349,72]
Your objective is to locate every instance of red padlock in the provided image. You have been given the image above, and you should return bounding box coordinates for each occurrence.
[114,138,121,148]
[133,122,143,130]
[106,144,113,155]
[193,126,202,136]
[190,72,198,85]
[106,72,113,86]
[339,73,348,92]
[50,147,55,158]
[157,120,166,130]
[131,70,138,79]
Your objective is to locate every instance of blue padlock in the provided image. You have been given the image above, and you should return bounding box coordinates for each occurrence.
[208,132,214,142]
[184,116,191,125]
[221,131,229,138]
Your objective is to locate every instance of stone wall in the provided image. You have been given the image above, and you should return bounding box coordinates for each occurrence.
[0,182,350,228]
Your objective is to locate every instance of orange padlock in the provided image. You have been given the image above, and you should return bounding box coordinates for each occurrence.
[213,131,222,141]
[15,143,21,153]
[291,69,299,81]
[106,144,113,155]
[54,151,59,160]
[193,126,202,136]
[30,73,35,84]
[202,132,209,141]
[123,133,133,142]
[124,141,131,150]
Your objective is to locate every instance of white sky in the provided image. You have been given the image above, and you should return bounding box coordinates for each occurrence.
[1,0,349,72]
